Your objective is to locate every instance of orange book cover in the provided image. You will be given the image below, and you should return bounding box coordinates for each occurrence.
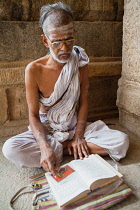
[51,165,75,182]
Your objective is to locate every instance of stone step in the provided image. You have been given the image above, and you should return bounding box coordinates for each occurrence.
[0,119,29,138]
[89,61,122,77]
[88,108,119,122]
[0,58,122,86]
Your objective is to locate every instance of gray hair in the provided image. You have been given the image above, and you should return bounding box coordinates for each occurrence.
[39,2,73,35]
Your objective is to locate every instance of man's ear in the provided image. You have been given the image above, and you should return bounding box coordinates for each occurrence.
[41,35,49,48]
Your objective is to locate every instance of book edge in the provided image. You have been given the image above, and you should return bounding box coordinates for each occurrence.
[94,154,123,177]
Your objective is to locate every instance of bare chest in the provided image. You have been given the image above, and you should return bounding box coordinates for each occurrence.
[38,69,61,98]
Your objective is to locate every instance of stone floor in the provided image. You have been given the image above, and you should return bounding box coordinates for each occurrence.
[0,118,140,210]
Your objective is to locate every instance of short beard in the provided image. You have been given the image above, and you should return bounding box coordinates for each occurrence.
[49,47,71,64]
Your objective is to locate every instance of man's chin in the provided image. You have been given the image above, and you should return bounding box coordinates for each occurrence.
[58,54,71,64]
[54,55,71,64]
[50,48,71,64]
[58,58,70,64]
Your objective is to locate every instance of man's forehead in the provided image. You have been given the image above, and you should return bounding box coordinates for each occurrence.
[47,22,74,34]
[47,22,75,40]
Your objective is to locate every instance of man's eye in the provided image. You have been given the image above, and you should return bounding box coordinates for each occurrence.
[66,40,72,45]
[53,42,61,47]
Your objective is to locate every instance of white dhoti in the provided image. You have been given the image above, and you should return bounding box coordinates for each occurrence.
[2,113,129,168]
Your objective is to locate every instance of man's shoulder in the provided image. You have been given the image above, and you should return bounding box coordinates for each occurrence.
[25,55,49,72]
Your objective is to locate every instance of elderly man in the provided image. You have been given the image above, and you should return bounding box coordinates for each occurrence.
[2,2,129,175]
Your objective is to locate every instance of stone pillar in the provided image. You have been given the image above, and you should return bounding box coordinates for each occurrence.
[117,0,140,137]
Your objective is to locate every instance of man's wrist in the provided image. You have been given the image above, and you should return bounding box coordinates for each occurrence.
[74,132,84,139]
[75,127,85,138]
[39,140,50,150]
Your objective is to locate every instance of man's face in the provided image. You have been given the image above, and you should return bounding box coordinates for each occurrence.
[46,22,75,64]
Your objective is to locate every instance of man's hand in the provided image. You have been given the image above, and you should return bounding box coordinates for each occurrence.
[40,146,60,175]
[67,136,90,160]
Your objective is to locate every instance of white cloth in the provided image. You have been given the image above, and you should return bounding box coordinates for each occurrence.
[2,114,129,169]
[37,45,129,160]
[39,46,89,142]
[39,112,129,161]
[84,121,129,161]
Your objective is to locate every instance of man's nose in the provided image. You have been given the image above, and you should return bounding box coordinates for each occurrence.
[60,42,69,51]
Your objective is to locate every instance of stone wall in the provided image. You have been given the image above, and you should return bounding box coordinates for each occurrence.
[117,0,140,137]
[1,21,123,61]
[0,0,124,137]
[1,0,124,22]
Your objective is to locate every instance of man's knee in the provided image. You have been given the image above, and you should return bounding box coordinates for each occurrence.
[2,137,19,162]
[2,135,41,168]
[2,136,32,168]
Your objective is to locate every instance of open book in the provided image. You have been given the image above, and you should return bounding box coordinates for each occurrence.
[45,154,122,207]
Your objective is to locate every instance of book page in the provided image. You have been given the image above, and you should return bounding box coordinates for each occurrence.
[95,154,122,177]
[45,166,89,207]
[71,154,120,189]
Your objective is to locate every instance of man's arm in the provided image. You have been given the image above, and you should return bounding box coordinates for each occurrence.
[68,64,90,159]
[25,63,60,174]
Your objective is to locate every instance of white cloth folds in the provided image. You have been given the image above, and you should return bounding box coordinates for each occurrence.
[38,45,129,160]
[39,46,89,141]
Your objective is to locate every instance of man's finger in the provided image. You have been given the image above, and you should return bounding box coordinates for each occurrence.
[54,155,60,171]
[77,145,83,160]
[48,160,56,175]
[81,144,89,157]
[85,145,90,156]
[68,145,72,155]
[73,146,78,159]
[41,161,49,172]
